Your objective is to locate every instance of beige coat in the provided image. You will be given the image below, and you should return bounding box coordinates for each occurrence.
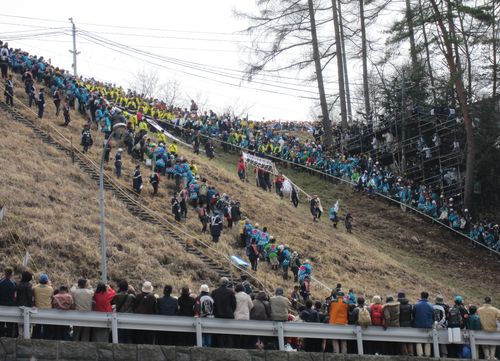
[234,291,253,320]
[270,295,290,321]
[477,304,500,331]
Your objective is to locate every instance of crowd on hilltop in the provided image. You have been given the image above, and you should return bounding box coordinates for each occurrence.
[2,41,498,254]
[1,267,500,358]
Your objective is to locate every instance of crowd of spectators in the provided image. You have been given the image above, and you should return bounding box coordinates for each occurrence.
[0,267,500,358]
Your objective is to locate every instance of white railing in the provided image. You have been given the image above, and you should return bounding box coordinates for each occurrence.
[1,306,499,358]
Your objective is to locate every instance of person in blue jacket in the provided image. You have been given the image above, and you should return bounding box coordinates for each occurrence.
[413,292,434,357]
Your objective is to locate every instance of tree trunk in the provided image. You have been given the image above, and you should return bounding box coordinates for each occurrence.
[405,0,419,68]
[338,0,352,124]
[492,0,498,98]
[359,0,371,120]
[307,0,334,150]
[456,0,473,102]
[430,0,475,210]
[418,0,437,106]
[331,0,348,129]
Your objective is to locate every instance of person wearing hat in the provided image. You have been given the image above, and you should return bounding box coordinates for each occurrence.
[195,285,214,347]
[270,287,290,322]
[210,210,223,243]
[114,148,123,178]
[4,74,13,106]
[32,273,54,339]
[133,281,157,344]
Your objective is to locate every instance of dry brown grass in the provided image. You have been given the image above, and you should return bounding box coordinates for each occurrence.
[5,75,500,306]
[0,103,216,293]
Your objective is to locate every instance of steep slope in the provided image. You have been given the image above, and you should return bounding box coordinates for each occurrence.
[6,77,500,304]
[0,105,216,290]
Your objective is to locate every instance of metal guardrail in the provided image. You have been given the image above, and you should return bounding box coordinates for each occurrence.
[1,306,499,358]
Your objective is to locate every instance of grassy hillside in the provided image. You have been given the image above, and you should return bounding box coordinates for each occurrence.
[4,76,500,305]
[0,104,216,291]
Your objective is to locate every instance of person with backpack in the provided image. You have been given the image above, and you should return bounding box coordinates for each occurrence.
[433,295,449,358]
[132,165,143,194]
[171,195,182,222]
[198,205,209,233]
[81,124,93,153]
[447,295,469,358]
[114,149,123,178]
[0,44,9,79]
[328,291,349,354]
[53,88,62,116]
[350,296,372,327]
[247,238,260,271]
[195,284,214,347]
[398,292,414,356]
[413,292,434,357]
[36,87,45,119]
[465,305,481,360]
[477,296,500,360]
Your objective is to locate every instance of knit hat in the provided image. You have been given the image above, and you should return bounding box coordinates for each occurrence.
[397,292,406,299]
[454,295,463,304]
[141,281,154,293]
[39,274,49,284]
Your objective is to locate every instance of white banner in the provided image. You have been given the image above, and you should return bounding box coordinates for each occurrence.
[242,152,278,174]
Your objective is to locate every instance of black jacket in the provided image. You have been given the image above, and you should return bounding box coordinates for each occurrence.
[156,295,178,316]
[16,281,33,307]
[177,295,195,317]
[211,286,236,319]
[399,298,413,327]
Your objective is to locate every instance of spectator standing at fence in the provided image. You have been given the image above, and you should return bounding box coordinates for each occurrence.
[413,292,434,357]
[93,283,116,342]
[211,277,236,348]
[195,284,214,347]
[448,295,469,358]
[0,267,16,338]
[32,274,54,339]
[234,283,253,348]
[300,299,322,352]
[15,271,33,337]
[328,291,349,354]
[270,287,290,323]
[52,285,74,340]
[383,295,400,355]
[70,278,94,342]
[156,285,178,346]
[433,295,449,358]
[400,291,434,357]
[112,280,136,344]
[133,281,157,344]
[477,296,500,360]
[177,286,196,346]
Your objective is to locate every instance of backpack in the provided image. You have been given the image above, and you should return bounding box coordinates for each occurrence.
[358,306,372,326]
[199,295,214,317]
[371,304,384,326]
[448,306,463,327]
[434,307,445,324]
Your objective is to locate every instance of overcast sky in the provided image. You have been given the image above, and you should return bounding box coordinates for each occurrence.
[0,0,402,122]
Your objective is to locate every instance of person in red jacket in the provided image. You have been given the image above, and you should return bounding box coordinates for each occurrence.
[93,283,116,342]
[237,157,246,181]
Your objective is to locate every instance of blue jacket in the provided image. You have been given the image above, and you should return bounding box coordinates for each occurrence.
[414,299,434,328]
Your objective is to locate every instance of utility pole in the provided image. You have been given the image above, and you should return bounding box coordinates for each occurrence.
[68,18,80,76]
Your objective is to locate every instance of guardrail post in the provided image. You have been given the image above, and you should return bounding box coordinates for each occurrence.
[195,317,203,347]
[469,331,477,360]
[355,326,364,355]
[22,307,31,340]
[111,313,118,344]
[432,327,440,358]
[277,322,285,351]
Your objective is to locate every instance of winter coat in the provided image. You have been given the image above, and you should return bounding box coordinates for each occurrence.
[70,286,94,312]
[414,299,434,329]
[156,295,178,316]
[270,295,290,321]
[134,292,157,314]
[399,298,413,327]
[234,291,253,320]
[329,298,348,325]
[383,301,400,327]
[177,295,196,317]
[250,293,271,320]
[112,292,135,313]
[211,286,236,319]
[477,304,500,331]
[16,282,33,307]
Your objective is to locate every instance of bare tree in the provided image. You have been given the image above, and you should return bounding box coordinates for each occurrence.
[160,79,182,107]
[129,67,161,99]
